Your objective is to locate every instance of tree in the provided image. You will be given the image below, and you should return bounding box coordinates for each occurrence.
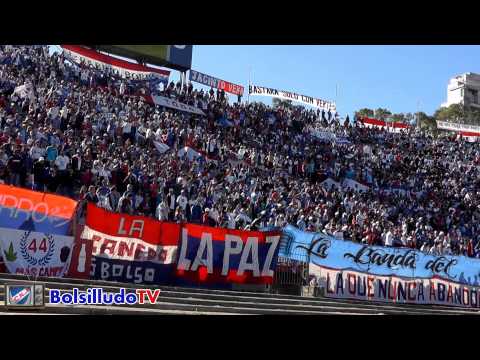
[355,108,374,118]
[418,112,437,130]
[404,113,414,124]
[272,98,293,109]
[434,104,465,123]
[374,108,392,121]
[391,113,406,123]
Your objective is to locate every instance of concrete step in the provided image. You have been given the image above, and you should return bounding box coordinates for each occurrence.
[1,274,478,315]
[34,288,465,315]
[1,278,476,315]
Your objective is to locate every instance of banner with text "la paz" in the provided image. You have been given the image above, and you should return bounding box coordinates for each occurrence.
[280,225,480,286]
[313,264,480,309]
[0,185,77,278]
[176,223,281,286]
[81,203,180,285]
[249,84,336,111]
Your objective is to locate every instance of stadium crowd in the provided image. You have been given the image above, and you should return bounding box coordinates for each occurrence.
[1,45,480,259]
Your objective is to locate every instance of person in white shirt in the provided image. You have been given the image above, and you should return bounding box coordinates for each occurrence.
[29,141,45,161]
[384,229,394,247]
[176,190,188,212]
[54,150,69,171]
[420,242,430,253]
[156,200,169,221]
[122,119,132,142]
[235,208,252,225]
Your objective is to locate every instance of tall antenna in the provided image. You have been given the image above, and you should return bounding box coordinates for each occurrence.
[247,66,252,104]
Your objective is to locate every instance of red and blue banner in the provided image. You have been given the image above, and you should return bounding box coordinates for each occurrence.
[175,223,281,286]
[61,45,170,85]
[81,203,180,285]
[0,185,78,277]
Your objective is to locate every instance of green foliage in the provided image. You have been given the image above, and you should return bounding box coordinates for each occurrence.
[374,108,392,120]
[355,108,374,118]
[433,104,480,125]
[3,242,17,262]
[418,112,437,130]
[434,104,465,122]
[272,98,293,109]
[390,113,405,123]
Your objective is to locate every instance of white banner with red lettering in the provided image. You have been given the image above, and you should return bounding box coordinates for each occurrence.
[312,264,480,309]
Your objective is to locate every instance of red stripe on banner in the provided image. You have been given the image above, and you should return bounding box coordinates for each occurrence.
[459,131,480,137]
[217,80,244,96]
[86,203,180,245]
[61,45,170,76]
[360,117,410,129]
[175,267,273,285]
[184,223,279,244]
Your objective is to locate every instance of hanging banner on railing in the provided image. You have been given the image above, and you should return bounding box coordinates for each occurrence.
[189,69,244,96]
[313,264,480,309]
[358,117,410,133]
[81,203,180,285]
[280,225,480,286]
[249,84,336,111]
[150,95,205,116]
[176,223,281,286]
[0,185,77,278]
[61,45,170,84]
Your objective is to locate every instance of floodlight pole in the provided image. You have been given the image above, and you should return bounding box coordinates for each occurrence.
[247,66,252,104]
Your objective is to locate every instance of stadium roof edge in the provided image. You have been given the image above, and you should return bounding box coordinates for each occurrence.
[84,45,190,72]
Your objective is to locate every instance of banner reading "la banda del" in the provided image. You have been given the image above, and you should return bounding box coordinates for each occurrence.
[280,225,480,287]
[249,85,336,111]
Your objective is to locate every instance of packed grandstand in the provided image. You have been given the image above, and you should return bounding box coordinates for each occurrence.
[1,45,479,259]
[2,44,480,312]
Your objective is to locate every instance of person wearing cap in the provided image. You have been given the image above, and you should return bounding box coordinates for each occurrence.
[202,208,212,226]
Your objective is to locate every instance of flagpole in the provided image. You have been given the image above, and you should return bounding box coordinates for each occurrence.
[247,66,252,104]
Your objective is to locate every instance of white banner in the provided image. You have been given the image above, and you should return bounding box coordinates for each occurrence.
[0,228,74,278]
[61,45,170,83]
[312,264,480,309]
[437,120,480,134]
[81,226,177,264]
[151,95,205,116]
[249,84,336,111]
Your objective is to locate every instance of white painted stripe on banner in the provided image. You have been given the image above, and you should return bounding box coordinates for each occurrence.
[81,226,177,264]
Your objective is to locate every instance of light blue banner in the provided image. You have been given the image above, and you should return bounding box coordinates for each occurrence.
[280,225,480,286]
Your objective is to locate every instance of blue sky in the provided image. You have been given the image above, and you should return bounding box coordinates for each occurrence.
[52,45,480,118]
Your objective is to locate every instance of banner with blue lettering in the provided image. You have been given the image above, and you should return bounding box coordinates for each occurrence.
[281,225,480,286]
[175,223,281,287]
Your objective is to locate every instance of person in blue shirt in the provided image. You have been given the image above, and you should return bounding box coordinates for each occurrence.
[190,199,202,224]
[46,144,58,163]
